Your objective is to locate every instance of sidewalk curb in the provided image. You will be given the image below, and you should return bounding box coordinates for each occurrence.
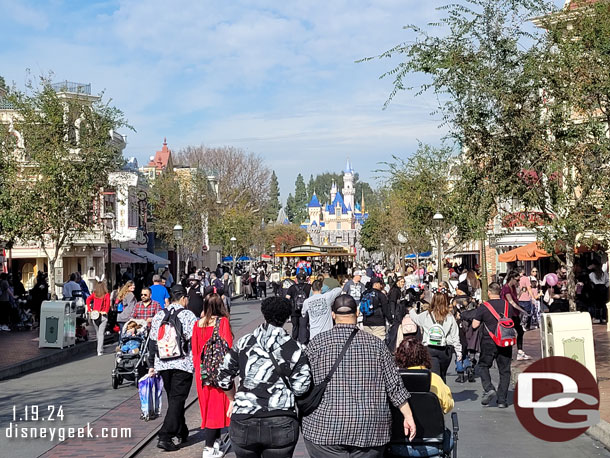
[587,420,610,450]
[0,334,117,382]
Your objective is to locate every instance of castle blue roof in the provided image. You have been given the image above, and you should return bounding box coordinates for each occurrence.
[311,220,318,227]
[327,192,349,214]
[308,193,321,208]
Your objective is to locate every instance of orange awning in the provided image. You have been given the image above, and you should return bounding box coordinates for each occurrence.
[498,242,551,262]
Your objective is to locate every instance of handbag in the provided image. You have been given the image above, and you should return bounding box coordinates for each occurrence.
[267,328,358,417]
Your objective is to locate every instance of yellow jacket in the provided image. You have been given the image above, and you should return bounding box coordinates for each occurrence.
[408,366,454,414]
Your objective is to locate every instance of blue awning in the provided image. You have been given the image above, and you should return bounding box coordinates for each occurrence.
[405,251,432,259]
[222,256,253,262]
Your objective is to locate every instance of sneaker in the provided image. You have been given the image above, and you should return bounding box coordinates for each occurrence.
[517,350,531,361]
[481,390,497,406]
[202,445,223,458]
[1,325,9,331]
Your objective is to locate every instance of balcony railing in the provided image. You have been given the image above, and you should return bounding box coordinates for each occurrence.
[51,81,91,95]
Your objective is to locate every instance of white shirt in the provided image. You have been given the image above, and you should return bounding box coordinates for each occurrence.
[590,271,609,287]
[302,288,343,339]
[150,304,197,373]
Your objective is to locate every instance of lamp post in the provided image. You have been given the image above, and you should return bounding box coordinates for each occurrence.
[380,242,385,266]
[433,212,444,283]
[230,236,237,286]
[271,244,276,267]
[173,224,183,283]
[102,212,115,291]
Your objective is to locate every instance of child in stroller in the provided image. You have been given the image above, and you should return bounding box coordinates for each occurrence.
[111,319,149,389]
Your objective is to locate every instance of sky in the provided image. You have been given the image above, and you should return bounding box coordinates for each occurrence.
[0,0,563,202]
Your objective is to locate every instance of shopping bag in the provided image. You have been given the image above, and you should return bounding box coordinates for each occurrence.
[138,374,164,421]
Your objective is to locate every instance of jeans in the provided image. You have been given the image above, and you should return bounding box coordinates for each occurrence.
[92,315,108,354]
[478,337,512,404]
[427,345,453,383]
[291,314,309,344]
[158,370,193,442]
[387,429,454,457]
[230,415,299,458]
[305,438,385,457]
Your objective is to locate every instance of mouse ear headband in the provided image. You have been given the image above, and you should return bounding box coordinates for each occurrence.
[95,274,105,283]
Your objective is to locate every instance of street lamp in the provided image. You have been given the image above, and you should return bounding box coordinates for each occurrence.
[380,242,385,266]
[271,244,276,267]
[230,236,237,286]
[102,212,115,291]
[173,224,183,282]
[432,212,444,283]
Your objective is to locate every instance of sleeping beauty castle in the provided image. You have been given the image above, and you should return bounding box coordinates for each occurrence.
[301,159,369,252]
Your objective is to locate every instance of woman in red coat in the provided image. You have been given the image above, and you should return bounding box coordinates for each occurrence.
[85,280,111,356]
[192,293,232,456]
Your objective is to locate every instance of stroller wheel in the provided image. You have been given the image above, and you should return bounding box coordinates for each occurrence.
[112,375,120,389]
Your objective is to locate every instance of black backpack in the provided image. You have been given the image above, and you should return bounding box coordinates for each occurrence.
[156,308,189,360]
[293,284,308,313]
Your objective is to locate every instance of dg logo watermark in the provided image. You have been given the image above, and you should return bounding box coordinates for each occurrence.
[515,356,600,442]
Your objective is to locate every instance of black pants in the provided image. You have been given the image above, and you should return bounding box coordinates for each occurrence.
[258,282,267,298]
[512,318,524,351]
[304,438,384,457]
[203,428,221,447]
[158,369,193,442]
[291,313,309,345]
[230,416,299,458]
[478,337,512,404]
[427,345,453,382]
[272,283,280,296]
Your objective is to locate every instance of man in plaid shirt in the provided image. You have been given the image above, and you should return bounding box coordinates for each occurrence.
[303,295,416,457]
[132,287,162,323]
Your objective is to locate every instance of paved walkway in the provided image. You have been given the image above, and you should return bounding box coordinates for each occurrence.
[40,298,265,458]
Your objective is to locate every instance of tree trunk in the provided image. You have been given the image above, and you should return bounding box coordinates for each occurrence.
[480,238,489,301]
[565,245,577,312]
[48,257,57,300]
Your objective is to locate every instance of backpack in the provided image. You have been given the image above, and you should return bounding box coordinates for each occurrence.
[482,301,517,347]
[426,312,447,347]
[401,313,418,335]
[157,308,189,360]
[200,318,230,387]
[293,284,307,313]
[359,290,376,317]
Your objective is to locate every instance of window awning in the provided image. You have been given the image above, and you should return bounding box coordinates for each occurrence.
[111,248,146,264]
[131,248,171,265]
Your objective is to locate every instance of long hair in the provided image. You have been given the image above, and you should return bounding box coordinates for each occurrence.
[466,270,480,291]
[395,337,432,369]
[429,281,451,322]
[200,294,230,327]
[93,280,108,299]
[117,281,134,302]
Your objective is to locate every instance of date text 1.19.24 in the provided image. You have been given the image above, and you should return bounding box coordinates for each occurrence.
[12,405,64,422]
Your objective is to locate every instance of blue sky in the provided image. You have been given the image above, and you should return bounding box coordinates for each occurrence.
[1,0,562,201]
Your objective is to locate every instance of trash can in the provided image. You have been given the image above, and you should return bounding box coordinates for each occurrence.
[39,301,76,349]
[540,311,596,379]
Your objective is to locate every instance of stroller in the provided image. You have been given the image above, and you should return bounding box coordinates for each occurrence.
[12,294,34,331]
[111,319,150,389]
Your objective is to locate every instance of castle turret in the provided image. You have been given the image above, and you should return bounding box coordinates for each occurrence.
[330,181,338,202]
[342,158,355,212]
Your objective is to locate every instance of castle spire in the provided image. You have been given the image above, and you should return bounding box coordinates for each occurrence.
[361,189,365,214]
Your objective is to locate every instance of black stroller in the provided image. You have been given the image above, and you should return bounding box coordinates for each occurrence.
[111,319,150,389]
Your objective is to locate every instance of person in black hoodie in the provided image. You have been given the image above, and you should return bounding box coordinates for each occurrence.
[362,277,393,340]
[453,280,480,383]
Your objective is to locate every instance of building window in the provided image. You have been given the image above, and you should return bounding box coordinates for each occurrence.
[128,190,138,227]
[337,222,341,230]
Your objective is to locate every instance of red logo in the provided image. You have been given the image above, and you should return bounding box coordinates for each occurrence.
[514,356,600,442]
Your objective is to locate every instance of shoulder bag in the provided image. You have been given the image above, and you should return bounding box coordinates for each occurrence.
[267,328,358,417]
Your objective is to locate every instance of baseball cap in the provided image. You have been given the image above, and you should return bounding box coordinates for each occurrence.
[296,272,307,281]
[370,277,383,286]
[171,285,188,301]
[353,270,364,276]
[188,273,201,281]
[332,295,358,315]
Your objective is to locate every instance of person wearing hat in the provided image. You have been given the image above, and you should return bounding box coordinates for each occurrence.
[286,272,311,342]
[147,285,198,452]
[362,277,393,340]
[342,270,366,305]
[186,274,204,318]
[303,295,416,456]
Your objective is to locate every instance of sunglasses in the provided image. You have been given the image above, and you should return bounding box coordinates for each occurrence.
[141,294,150,297]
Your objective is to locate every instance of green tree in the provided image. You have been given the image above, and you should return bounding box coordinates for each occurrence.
[293,174,308,223]
[0,79,129,294]
[263,171,281,223]
[359,209,383,253]
[285,193,296,223]
[371,0,610,309]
